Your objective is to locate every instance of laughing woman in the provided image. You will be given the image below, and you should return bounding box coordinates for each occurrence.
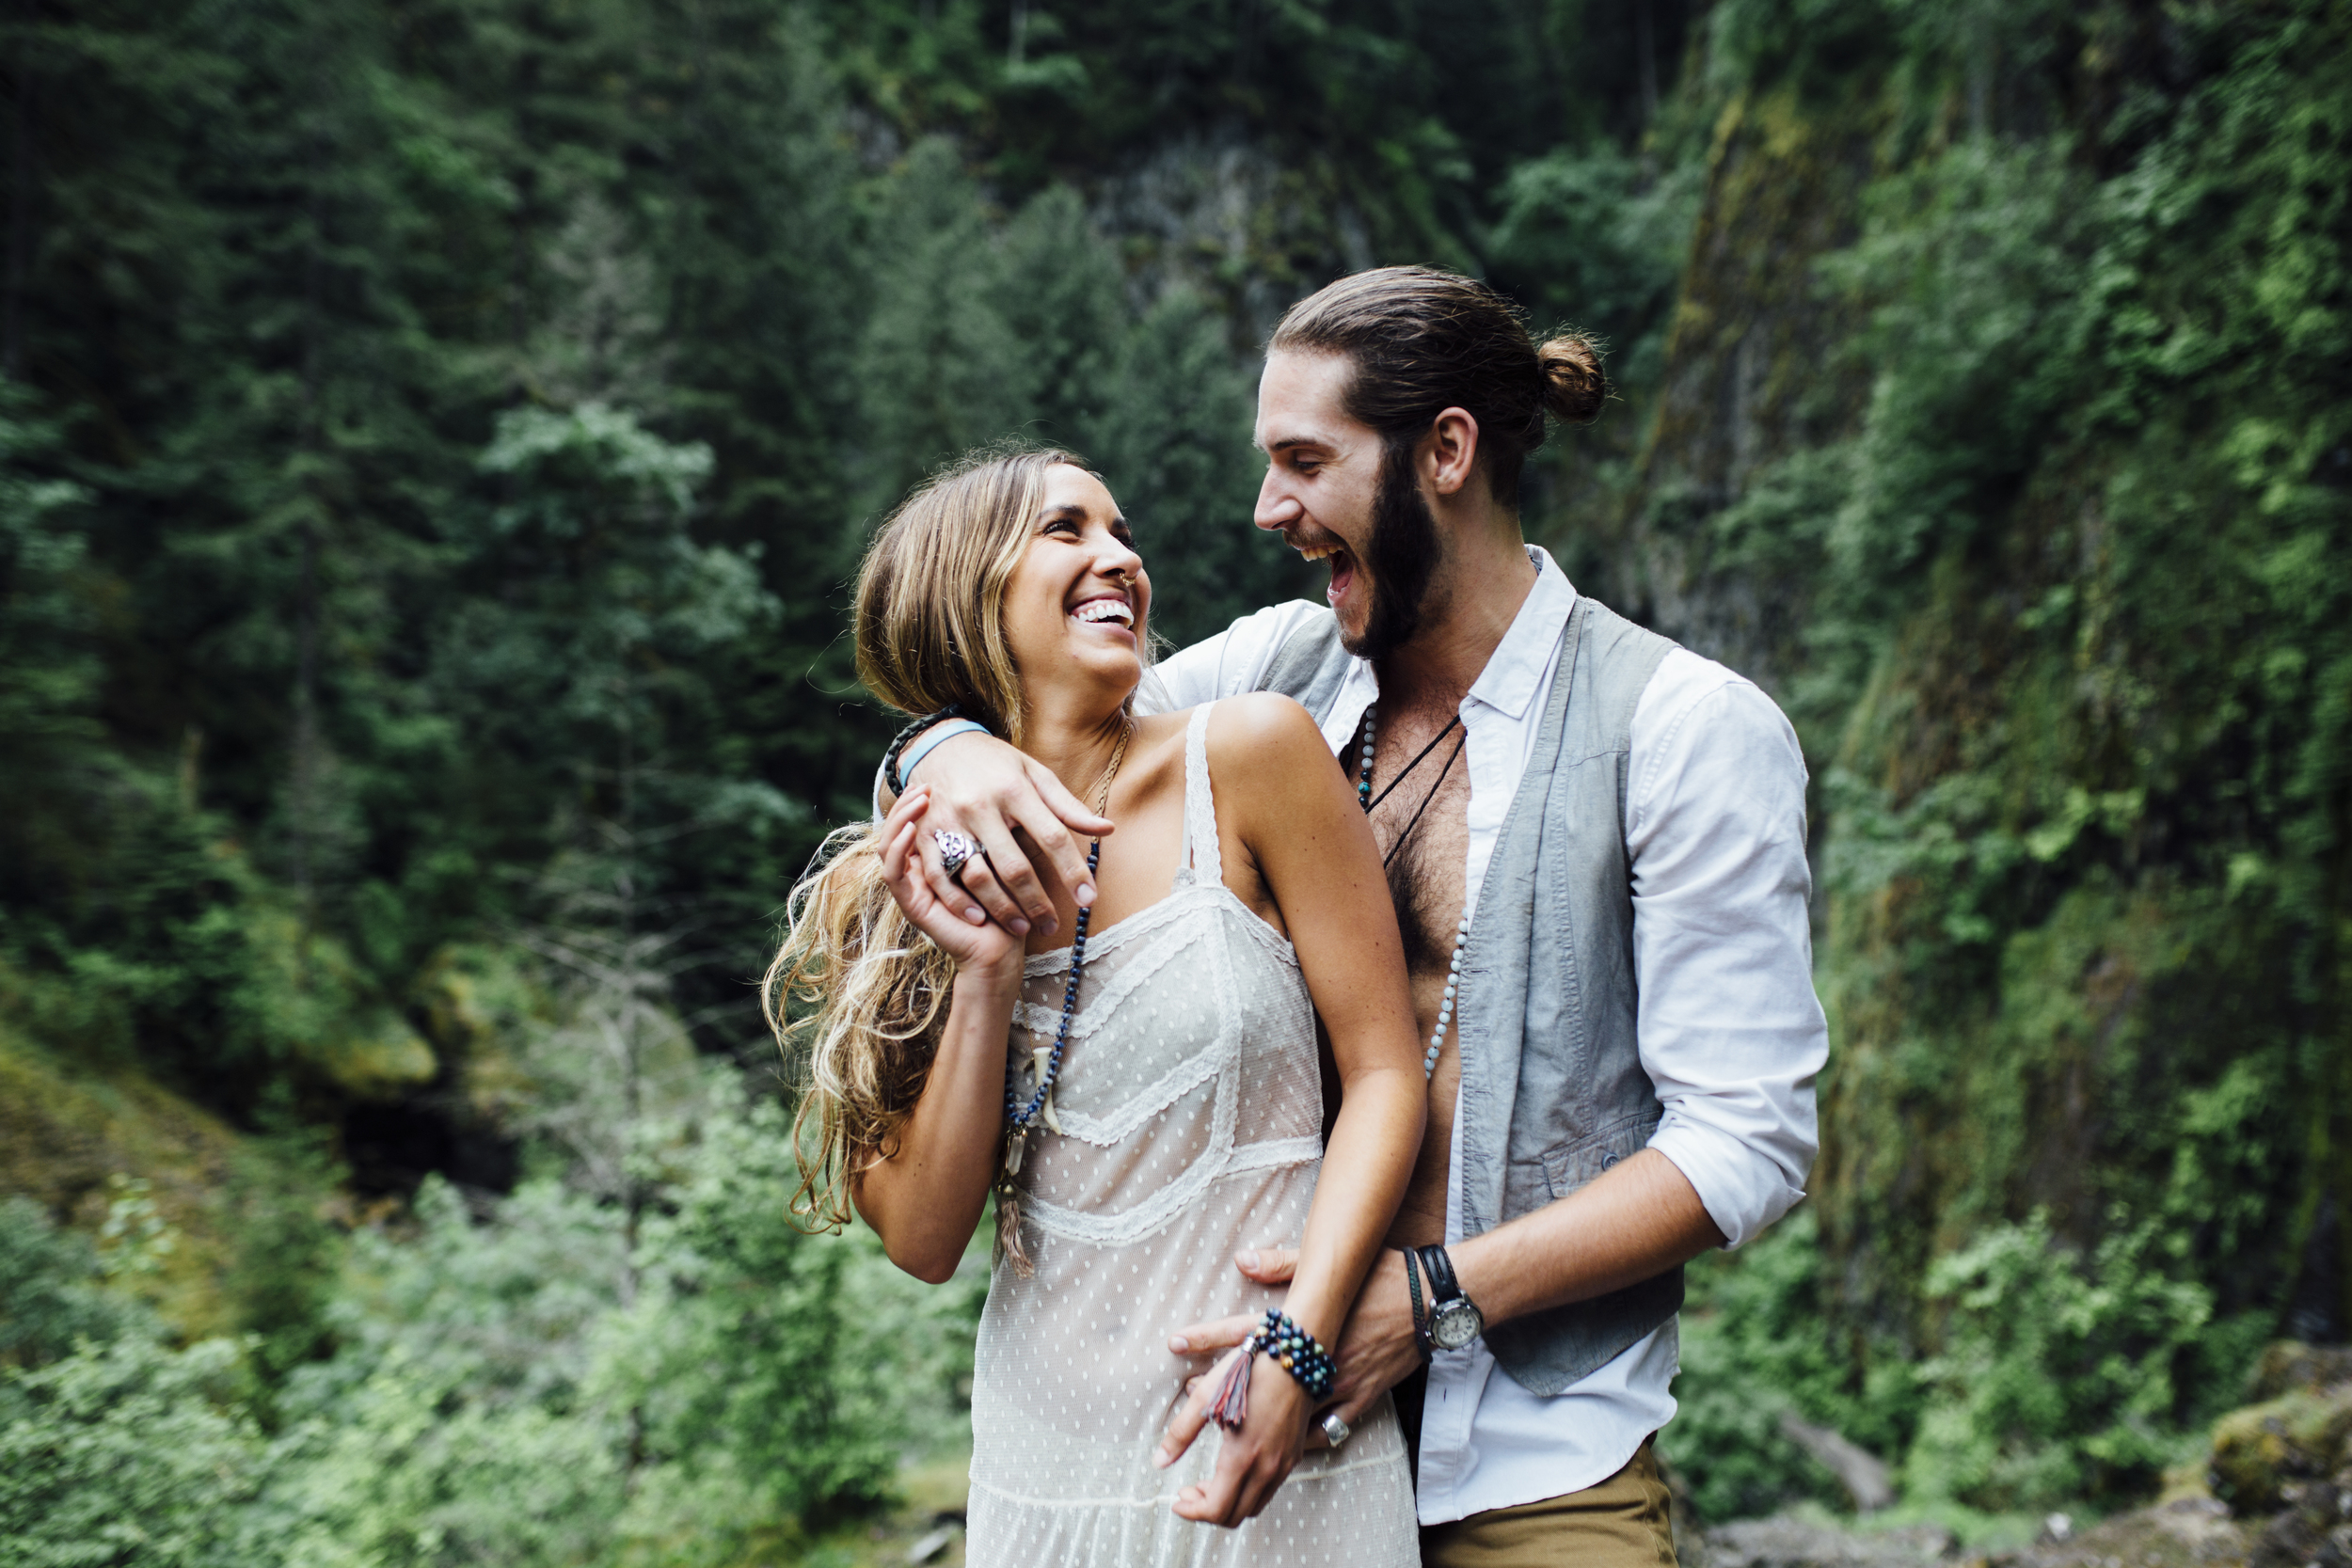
[766,448,1424,1566]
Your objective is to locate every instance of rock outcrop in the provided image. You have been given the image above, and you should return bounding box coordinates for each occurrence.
[1686,1346,2352,1568]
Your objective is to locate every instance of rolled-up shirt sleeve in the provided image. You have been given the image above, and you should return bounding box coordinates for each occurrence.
[1628,653,1825,1248]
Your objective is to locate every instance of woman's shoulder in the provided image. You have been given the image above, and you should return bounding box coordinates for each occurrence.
[1195,691,1332,782]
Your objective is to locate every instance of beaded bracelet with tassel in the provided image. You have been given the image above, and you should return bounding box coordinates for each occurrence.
[1206,1308,1337,1431]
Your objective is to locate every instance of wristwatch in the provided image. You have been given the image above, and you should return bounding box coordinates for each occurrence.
[1412,1244,1485,1352]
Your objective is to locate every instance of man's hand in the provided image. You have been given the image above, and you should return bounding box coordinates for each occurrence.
[872,786,1025,978]
[894,730,1115,937]
[1158,1246,1422,1462]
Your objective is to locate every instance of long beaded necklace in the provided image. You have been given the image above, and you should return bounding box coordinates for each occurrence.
[997,719,1133,1190]
[1356,705,1475,1080]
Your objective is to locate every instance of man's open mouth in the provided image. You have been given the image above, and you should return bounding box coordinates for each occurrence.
[1300,540,1357,607]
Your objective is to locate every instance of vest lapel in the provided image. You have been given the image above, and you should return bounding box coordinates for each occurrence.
[1454,599,1583,1239]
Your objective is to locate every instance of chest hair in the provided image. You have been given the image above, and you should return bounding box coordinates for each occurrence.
[1355,705,1471,1241]
[1364,714,1471,988]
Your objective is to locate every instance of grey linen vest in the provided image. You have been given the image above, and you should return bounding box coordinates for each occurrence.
[1255,594,1681,1394]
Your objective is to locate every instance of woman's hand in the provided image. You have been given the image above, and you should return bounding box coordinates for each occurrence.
[1158,1347,1313,1528]
[1164,1247,1422,1451]
[877,786,1025,979]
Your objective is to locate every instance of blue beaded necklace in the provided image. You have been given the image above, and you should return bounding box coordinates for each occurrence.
[997,720,1132,1190]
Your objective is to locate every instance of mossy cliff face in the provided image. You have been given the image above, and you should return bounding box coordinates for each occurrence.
[0,1032,245,1340]
[1584,0,2351,1441]
[1579,80,1879,692]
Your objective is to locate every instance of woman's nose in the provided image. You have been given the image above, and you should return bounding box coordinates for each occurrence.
[1097,535,1143,578]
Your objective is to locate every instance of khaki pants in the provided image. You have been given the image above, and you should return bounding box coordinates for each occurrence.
[1418,1440,1679,1568]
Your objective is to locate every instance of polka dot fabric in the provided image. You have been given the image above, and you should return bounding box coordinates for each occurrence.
[969,703,1418,1567]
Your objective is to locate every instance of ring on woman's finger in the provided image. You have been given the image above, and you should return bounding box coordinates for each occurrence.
[1318,1411,1351,1448]
[932,829,977,880]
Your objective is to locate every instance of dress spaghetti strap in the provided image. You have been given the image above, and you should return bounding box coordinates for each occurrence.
[1177,701,1223,888]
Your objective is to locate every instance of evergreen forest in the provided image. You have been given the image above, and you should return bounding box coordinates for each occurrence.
[1,0,2346,1562]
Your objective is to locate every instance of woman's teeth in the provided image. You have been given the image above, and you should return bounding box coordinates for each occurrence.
[1073,599,1133,626]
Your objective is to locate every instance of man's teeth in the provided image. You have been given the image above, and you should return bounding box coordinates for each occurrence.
[1073,599,1133,625]
[1300,544,1343,563]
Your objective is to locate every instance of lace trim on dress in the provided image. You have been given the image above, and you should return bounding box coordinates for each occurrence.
[1019,1137,1323,1245]
[1014,904,1203,1036]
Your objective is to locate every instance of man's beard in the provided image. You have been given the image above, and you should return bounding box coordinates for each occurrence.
[1341,439,1444,661]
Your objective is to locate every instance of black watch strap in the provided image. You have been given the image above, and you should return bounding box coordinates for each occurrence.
[1416,1243,1464,1307]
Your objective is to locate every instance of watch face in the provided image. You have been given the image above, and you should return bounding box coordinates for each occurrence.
[1430,1300,1482,1351]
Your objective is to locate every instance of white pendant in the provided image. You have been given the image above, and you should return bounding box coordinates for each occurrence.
[1033,1046,1063,1133]
[1003,1127,1027,1177]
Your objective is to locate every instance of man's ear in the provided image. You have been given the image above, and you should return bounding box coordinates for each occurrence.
[1422,407,1481,497]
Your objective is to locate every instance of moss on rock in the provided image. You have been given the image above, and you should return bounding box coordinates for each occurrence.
[2210,1387,2352,1515]
[0,1031,245,1340]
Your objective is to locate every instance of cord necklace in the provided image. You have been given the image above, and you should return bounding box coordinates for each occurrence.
[1356,704,1475,1078]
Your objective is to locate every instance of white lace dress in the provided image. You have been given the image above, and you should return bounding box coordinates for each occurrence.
[968,702,1420,1567]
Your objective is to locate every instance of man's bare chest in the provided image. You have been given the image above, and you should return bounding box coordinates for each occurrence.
[1360,713,1472,983]
[1355,705,1474,1239]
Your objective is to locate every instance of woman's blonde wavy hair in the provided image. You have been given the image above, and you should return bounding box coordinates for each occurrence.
[764,444,1104,1231]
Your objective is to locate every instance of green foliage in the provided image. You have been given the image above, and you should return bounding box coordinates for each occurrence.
[0,1337,273,1568]
[1078,286,1294,649]
[0,394,106,895]
[0,1196,155,1371]
[221,1113,350,1395]
[602,1082,981,1554]
[268,1082,960,1565]
[0,0,1368,1130]
[1645,0,2352,1523]
[0,1074,959,1564]
[1487,141,1706,392]
[1902,1211,2212,1510]
[1665,1211,1919,1522]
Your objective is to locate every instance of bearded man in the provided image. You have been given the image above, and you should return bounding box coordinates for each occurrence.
[879,265,1825,1567]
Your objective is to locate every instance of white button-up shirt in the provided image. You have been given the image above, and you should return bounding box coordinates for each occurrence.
[1139,546,1825,1526]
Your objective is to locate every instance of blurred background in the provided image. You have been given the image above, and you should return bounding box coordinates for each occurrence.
[1,1,2345,1563]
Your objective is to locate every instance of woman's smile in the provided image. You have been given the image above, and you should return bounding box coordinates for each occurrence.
[1070,591,1137,640]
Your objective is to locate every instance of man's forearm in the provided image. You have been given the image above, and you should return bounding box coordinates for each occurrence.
[1446,1148,1725,1329]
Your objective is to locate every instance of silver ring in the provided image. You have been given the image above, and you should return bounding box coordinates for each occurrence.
[932,829,977,879]
[1319,1411,1350,1448]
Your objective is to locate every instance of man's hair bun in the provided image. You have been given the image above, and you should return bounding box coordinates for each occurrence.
[1536,334,1607,425]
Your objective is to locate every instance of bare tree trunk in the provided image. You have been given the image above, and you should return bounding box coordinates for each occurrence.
[615,675,648,1493]
[5,4,37,380]
[292,519,320,920]
[1634,0,1659,127]
[1777,1412,1895,1513]
[292,100,327,932]
[177,725,205,814]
